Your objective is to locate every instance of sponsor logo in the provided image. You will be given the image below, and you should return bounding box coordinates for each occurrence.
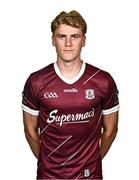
[84,169,90,177]
[47,108,95,126]
[85,89,95,99]
[63,88,78,93]
[44,92,58,99]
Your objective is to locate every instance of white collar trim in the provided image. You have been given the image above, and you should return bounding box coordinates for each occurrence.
[54,62,86,84]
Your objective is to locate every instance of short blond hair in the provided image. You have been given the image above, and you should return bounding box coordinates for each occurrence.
[51,10,87,35]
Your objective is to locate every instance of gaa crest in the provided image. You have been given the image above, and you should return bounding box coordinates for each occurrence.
[85,89,95,99]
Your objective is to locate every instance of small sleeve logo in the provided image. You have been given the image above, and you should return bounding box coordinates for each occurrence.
[114,88,119,104]
[84,169,90,177]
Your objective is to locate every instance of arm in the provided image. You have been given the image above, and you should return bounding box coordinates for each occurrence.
[23,111,40,158]
[100,111,119,159]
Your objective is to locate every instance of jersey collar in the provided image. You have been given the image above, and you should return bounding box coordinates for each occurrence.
[54,61,86,84]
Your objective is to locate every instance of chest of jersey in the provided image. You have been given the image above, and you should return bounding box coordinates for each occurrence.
[36,75,103,136]
[39,83,101,111]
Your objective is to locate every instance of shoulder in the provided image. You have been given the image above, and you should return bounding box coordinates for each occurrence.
[28,63,54,83]
[29,63,54,80]
[26,63,54,90]
[85,63,118,93]
[85,62,114,83]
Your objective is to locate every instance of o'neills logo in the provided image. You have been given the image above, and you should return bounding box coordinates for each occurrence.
[63,88,78,93]
[47,109,95,126]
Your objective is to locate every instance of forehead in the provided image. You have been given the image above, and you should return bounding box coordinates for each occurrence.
[55,24,83,35]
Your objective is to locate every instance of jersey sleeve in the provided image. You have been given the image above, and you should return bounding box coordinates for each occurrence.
[22,75,40,116]
[102,74,119,115]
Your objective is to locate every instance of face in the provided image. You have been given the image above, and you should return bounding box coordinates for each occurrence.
[52,24,86,63]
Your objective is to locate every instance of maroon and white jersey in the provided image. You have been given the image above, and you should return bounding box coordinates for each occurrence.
[22,62,119,179]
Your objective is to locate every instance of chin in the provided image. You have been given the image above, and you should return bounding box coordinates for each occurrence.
[62,59,75,63]
[62,57,78,62]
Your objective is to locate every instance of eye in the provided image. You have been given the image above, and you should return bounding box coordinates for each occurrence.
[71,35,80,39]
[57,35,66,39]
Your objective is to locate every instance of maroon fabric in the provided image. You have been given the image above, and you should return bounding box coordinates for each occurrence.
[22,63,119,179]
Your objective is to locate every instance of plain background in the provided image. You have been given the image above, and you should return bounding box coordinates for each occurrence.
[0,0,139,179]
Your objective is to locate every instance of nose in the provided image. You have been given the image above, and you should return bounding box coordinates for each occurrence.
[65,37,72,47]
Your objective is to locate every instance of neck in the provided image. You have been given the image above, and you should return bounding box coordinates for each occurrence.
[56,59,83,80]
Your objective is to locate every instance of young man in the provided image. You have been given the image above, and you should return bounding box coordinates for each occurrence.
[22,10,119,179]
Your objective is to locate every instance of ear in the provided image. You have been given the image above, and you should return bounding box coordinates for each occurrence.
[52,35,56,46]
[82,36,86,47]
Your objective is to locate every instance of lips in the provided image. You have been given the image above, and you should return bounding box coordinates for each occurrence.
[63,50,73,52]
[64,50,73,51]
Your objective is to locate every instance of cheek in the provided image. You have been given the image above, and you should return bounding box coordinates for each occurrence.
[55,45,63,54]
[55,41,64,48]
[75,42,84,50]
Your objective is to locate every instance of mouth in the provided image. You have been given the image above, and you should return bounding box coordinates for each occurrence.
[63,50,73,52]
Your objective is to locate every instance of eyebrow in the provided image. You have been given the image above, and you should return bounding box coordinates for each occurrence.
[56,33,81,37]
